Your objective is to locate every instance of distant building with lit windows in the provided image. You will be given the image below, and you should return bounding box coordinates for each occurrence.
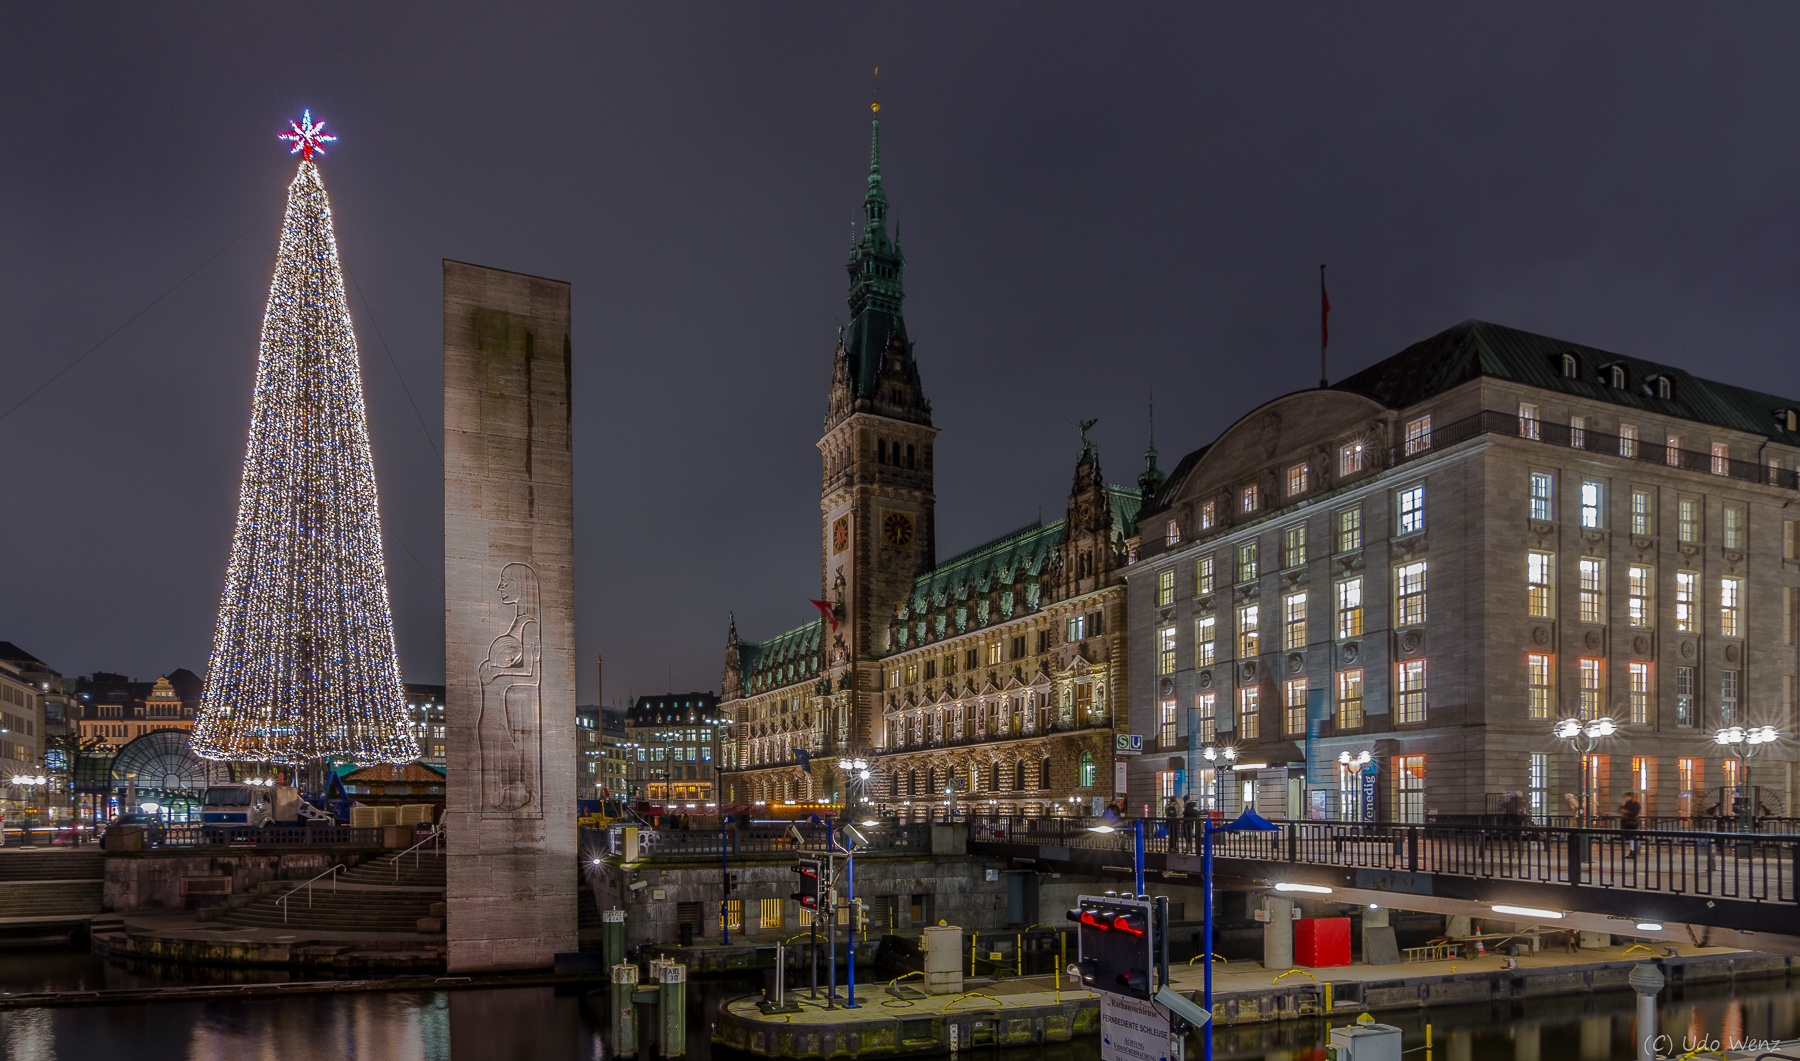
[626,693,724,807]
[1128,320,1800,823]
[404,683,447,768]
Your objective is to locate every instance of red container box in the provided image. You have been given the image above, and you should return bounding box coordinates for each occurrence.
[1293,916,1352,967]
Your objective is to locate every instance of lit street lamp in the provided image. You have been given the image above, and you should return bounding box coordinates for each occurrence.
[1200,745,1237,816]
[1713,725,1779,830]
[1552,716,1618,827]
[836,757,869,817]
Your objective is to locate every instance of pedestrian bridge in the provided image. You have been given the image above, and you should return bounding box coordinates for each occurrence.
[965,816,1800,955]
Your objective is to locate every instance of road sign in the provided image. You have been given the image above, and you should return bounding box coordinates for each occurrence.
[1115,733,1144,755]
[1100,993,1172,1061]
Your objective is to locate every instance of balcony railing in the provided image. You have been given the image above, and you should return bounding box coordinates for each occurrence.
[588,823,931,860]
[877,713,1112,756]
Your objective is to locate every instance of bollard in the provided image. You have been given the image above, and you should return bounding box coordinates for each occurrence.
[1628,963,1664,1061]
[611,963,639,1058]
[659,960,687,1057]
[604,909,627,969]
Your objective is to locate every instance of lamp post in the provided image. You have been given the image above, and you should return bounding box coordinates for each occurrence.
[1200,745,1237,818]
[1336,750,1372,822]
[1712,725,1779,830]
[1552,717,1618,826]
[1202,807,1280,1061]
[836,757,869,818]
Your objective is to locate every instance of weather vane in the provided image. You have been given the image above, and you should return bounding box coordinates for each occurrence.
[872,63,880,114]
[279,109,337,160]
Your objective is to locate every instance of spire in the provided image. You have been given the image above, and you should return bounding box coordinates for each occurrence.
[1138,395,1165,497]
[846,103,901,320]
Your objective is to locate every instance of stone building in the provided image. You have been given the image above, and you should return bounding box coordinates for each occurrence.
[717,105,1149,820]
[405,683,447,768]
[72,670,199,751]
[625,692,724,807]
[1126,319,1800,823]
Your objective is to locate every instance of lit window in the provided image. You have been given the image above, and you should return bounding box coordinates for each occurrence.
[1159,698,1178,746]
[1397,485,1425,534]
[1578,558,1606,624]
[1236,542,1258,583]
[1676,666,1694,727]
[1711,441,1730,476]
[1630,488,1652,536]
[1195,555,1215,595]
[1157,569,1175,607]
[1397,660,1427,724]
[1284,592,1308,650]
[1721,669,1739,725]
[1723,505,1745,550]
[1337,506,1362,552]
[1570,415,1587,450]
[1336,669,1364,730]
[1720,577,1742,638]
[1079,751,1096,787]
[1236,604,1260,658]
[1241,484,1259,513]
[1195,693,1217,744]
[1628,564,1653,627]
[1395,754,1426,823]
[1677,498,1699,543]
[1619,422,1638,458]
[1284,678,1308,736]
[1237,687,1260,739]
[1577,658,1604,719]
[1527,653,1552,720]
[1395,561,1427,627]
[1194,615,1216,668]
[1287,463,1310,496]
[1339,441,1366,477]
[1165,519,1181,547]
[1528,552,1555,618]
[1666,434,1684,467]
[1199,501,1216,530]
[1157,626,1178,676]
[1283,524,1307,568]
[1530,472,1554,521]
[1675,571,1699,632]
[1628,662,1651,726]
[1518,402,1541,440]
[1404,415,1432,456]
[1580,481,1603,528]
[1336,577,1364,639]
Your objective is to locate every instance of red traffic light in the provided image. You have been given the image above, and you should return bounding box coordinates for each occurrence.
[1078,909,1145,936]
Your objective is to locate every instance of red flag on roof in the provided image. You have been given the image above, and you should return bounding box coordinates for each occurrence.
[1321,269,1331,350]
[809,600,839,633]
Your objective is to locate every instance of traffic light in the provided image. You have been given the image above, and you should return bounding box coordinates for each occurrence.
[791,858,821,908]
[1066,895,1154,1001]
[725,872,739,895]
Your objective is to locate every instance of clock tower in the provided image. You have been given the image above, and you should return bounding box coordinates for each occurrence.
[818,103,937,751]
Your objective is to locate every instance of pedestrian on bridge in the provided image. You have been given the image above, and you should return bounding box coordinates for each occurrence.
[1620,791,1641,858]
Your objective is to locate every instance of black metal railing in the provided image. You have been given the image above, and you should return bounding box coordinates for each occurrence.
[966,815,1799,907]
[591,823,932,860]
[157,824,387,848]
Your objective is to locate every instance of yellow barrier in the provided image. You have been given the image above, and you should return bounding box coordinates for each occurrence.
[1272,969,1316,984]
[1621,944,1655,956]
[1186,953,1227,965]
[944,991,1002,1010]
[881,970,924,1009]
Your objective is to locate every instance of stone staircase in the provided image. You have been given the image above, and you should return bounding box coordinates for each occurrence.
[217,849,445,934]
[0,850,105,921]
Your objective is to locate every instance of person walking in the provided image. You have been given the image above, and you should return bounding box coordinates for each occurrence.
[1182,797,1201,855]
[1620,791,1642,858]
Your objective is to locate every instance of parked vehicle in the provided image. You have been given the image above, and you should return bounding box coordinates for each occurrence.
[102,811,165,847]
[201,783,334,840]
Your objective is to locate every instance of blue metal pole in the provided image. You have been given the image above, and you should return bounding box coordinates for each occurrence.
[845,842,859,1008]
[826,818,837,1006]
[721,817,731,945]
[1134,818,1145,896]
[1203,821,1215,1061]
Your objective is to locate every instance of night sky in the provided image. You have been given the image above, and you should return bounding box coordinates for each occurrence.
[6,6,1800,707]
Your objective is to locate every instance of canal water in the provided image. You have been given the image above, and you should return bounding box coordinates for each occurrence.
[0,943,1796,1060]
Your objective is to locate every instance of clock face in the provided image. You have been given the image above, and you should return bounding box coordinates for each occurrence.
[832,516,849,554]
[882,510,915,548]
[1078,503,1093,523]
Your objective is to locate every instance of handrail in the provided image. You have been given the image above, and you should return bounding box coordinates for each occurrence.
[384,825,443,882]
[276,863,345,923]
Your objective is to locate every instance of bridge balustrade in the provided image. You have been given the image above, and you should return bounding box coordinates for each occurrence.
[593,824,932,859]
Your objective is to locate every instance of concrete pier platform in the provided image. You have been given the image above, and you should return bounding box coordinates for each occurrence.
[713,941,1792,1058]
[94,912,446,971]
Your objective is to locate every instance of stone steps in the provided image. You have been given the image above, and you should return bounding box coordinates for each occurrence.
[0,880,103,917]
[0,854,104,882]
[219,882,443,933]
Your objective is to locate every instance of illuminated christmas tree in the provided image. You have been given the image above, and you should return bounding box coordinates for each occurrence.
[191,112,418,765]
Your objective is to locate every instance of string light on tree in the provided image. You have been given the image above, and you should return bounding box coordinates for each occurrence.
[190,112,417,766]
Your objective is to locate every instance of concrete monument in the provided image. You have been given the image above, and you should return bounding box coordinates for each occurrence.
[443,260,577,970]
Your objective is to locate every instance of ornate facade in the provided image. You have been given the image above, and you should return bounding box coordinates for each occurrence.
[718,107,1152,819]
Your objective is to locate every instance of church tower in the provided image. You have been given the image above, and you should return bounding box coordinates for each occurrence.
[818,101,937,749]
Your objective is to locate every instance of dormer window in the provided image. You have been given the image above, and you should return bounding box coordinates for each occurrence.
[1649,375,1674,400]
[1241,484,1260,514]
[1609,364,1627,389]
[1778,408,1799,433]
[1165,519,1181,547]
[1561,352,1579,379]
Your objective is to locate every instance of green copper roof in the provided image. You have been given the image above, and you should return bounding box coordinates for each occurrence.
[906,520,1065,616]
[1335,319,1800,442]
[1107,483,1142,540]
[842,115,914,400]
[739,619,823,694]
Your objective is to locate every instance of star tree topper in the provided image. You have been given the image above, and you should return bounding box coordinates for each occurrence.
[280,109,337,160]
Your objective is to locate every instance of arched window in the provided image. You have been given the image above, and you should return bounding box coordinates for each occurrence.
[928,767,938,794]
[969,763,981,793]
[1040,757,1052,789]
[1079,751,1096,788]
[990,761,1002,791]
[908,769,918,797]
[1015,760,1029,790]
[1655,375,1673,400]
[1561,353,1578,379]
[1610,365,1626,389]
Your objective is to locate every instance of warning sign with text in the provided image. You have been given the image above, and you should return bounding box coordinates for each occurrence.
[1100,994,1171,1061]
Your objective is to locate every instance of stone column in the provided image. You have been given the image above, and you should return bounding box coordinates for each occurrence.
[1361,905,1398,965]
[443,261,578,971]
[1262,897,1293,971]
[1445,915,1471,938]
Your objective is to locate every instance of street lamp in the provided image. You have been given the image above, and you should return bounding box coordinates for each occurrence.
[836,757,869,817]
[1552,717,1619,827]
[1200,745,1238,816]
[1336,750,1373,822]
[1713,725,1779,829]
